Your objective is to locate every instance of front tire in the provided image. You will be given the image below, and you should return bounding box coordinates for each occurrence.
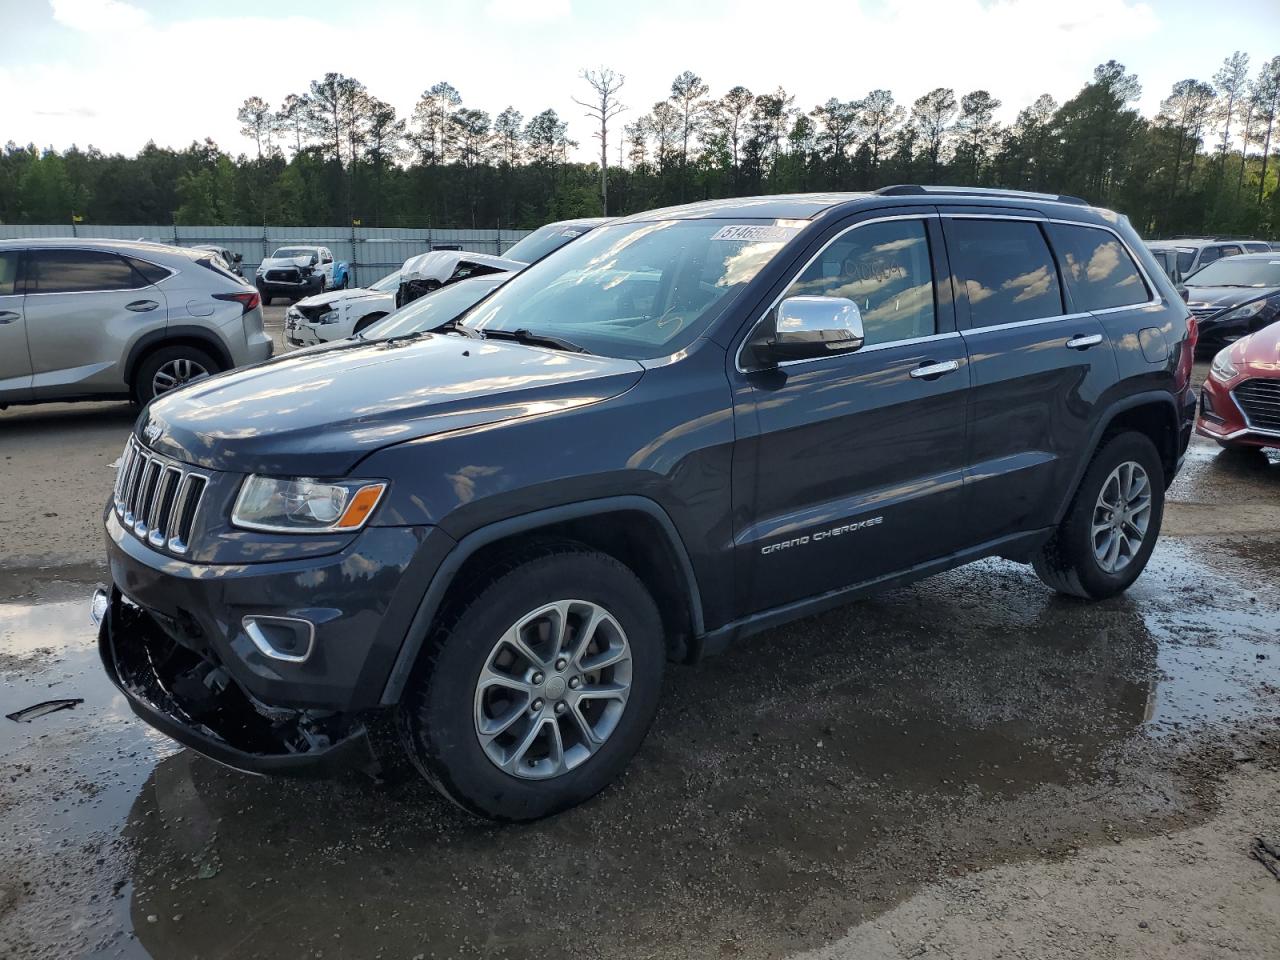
[398,543,665,821]
[1032,431,1164,600]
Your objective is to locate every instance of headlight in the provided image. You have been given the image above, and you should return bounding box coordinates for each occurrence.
[231,476,387,533]
[1210,348,1239,383]
[317,309,339,324]
[1221,299,1267,321]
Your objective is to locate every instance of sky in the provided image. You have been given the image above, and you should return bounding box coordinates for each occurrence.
[1,0,1277,162]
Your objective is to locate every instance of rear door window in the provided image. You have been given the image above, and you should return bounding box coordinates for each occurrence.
[945,219,1064,327]
[1048,223,1150,311]
[29,249,140,293]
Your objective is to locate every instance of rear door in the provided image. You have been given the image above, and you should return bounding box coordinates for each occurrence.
[942,212,1117,545]
[731,212,971,613]
[0,250,32,403]
[24,248,167,398]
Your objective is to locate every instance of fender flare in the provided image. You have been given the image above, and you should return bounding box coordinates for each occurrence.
[1053,390,1180,524]
[379,496,705,705]
[124,326,234,387]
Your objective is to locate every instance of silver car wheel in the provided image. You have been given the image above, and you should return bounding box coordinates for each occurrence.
[152,358,210,397]
[1091,460,1151,574]
[473,599,632,780]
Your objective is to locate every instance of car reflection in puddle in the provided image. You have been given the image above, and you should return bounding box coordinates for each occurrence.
[2,535,1278,960]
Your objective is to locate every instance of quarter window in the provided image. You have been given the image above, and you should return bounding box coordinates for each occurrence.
[782,218,936,345]
[947,219,1064,327]
[125,257,172,285]
[28,249,140,293]
[1048,223,1149,311]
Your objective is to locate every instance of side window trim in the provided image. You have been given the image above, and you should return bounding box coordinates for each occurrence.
[734,211,951,373]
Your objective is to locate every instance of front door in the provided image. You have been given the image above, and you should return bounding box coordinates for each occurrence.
[941,213,1117,544]
[731,213,971,614]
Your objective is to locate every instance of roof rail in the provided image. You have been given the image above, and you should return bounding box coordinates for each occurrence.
[874,185,1089,206]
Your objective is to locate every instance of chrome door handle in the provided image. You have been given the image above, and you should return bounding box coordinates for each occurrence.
[126,300,159,312]
[909,359,960,379]
[0,310,19,324]
[1066,333,1103,349]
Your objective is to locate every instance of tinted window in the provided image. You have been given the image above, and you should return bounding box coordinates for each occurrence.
[124,256,171,285]
[1220,245,1243,257]
[0,252,19,296]
[1049,223,1149,311]
[1199,247,1220,266]
[948,219,1063,326]
[29,249,140,293]
[782,218,936,344]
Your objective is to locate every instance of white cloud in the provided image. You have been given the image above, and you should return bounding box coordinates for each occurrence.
[483,0,571,22]
[49,0,149,33]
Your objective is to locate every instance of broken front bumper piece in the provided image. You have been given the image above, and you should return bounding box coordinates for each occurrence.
[95,588,379,777]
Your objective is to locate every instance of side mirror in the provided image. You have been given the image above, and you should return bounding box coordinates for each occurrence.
[233,252,243,263]
[764,296,865,363]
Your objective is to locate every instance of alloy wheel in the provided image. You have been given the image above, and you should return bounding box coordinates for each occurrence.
[473,599,632,780]
[152,358,210,397]
[1091,460,1152,574]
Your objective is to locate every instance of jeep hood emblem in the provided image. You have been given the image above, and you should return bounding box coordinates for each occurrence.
[143,421,164,445]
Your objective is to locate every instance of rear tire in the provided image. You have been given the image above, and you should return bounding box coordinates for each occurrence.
[134,345,220,404]
[1031,431,1164,600]
[398,543,665,821]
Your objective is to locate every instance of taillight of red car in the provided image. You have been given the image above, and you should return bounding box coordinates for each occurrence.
[213,291,261,314]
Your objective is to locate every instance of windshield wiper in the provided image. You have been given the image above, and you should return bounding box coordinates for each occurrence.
[480,328,591,354]
[433,318,484,339]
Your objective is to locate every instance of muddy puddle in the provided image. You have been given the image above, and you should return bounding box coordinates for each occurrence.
[2,532,1278,960]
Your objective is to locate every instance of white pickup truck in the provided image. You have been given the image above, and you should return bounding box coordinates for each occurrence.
[255,245,350,305]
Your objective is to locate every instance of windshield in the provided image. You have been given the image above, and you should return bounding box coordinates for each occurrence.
[369,270,401,292]
[502,223,593,264]
[1185,258,1280,287]
[361,276,507,339]
[272,247,315,259]
[463,219,800,360]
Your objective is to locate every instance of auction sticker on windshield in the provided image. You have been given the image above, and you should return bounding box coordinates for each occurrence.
[711,225,801,242]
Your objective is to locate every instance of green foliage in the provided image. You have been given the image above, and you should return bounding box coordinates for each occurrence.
[2,55,1278,238]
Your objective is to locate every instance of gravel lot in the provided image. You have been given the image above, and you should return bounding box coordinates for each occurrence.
[1,349,1278,960]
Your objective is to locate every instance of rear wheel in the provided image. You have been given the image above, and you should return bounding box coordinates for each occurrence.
[398,543,665,821]
[1032,431,1164,599]
[134,345,220,404]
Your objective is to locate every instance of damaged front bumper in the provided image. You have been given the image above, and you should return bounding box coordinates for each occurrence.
[96,587,379,778]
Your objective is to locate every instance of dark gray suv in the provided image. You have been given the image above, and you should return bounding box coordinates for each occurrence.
[97,187,1197,820]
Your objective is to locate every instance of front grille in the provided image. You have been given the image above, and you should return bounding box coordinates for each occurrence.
[113,438,209,553]
[266,268,300,283]
[1234,379,1280,432]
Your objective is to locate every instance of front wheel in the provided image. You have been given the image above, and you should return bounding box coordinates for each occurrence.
[1032,431,1165,599]
[398,543,665,821]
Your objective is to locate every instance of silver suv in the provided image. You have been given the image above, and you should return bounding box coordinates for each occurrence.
[0,239,273,407]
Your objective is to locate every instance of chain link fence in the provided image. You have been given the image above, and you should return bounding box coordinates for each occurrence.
[0,225,531,288]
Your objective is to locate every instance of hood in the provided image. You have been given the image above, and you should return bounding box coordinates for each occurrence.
[139,335,645,476]
[1185,285,1279,312]
[293,286,387,310]
[261,255,314,270]
[401,251,525,283]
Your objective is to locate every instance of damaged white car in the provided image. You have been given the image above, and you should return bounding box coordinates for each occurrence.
[284,270,400,346]
[395,218,609,306]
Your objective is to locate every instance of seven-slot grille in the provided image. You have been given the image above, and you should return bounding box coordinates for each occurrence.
[112,437,208,553]
[265,268,300,283]
[1234,379,1280,433]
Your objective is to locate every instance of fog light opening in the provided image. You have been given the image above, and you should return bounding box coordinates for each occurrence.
[243,616,316,663]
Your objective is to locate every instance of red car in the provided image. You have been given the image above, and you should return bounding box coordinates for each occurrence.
[1196,319,1280,449]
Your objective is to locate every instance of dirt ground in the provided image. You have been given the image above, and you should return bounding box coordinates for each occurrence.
[1,348,1278,960]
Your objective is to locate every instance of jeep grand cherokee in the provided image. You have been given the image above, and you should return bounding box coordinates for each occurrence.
[96,186,1197,821]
